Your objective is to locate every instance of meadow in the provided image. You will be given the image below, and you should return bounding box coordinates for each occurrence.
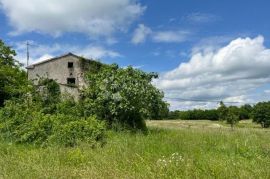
[0,120,270,179]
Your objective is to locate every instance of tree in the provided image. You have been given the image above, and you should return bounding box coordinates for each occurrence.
[82,64,169,130]
[226,106,240,129]
[0,40,18,67]
[239,104,253,120]
[0,39,29,106]
[217,101,228,121]
[252,102,270,128]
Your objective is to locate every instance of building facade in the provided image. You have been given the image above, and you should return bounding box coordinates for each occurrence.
[26,53,100,99]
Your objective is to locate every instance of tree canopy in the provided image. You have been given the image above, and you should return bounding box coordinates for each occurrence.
[0,39,29,106]
[82,64,169,130]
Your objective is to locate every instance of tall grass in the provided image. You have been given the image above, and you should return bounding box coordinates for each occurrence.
[0,127,270,178]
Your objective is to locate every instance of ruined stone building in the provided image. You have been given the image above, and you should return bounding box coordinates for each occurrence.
[26,53,101,99]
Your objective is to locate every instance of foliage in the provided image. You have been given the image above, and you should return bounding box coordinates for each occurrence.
[0,78,106,146]
[167,103,253,123]
[167,110,181,119]
[217,101,229,121]
[37,78,61,113]
[79,57,103,73]
[0,39,18,67]
[252,102,270,128]
[82,64,168,130]
[239,104,253,120]
[49,115,106,147]
[225,107,240,128]
[0,39,29,106]
[168,109,219,120]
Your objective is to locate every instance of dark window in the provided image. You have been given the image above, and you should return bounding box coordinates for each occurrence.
[67,78,76,85]
[68,62,74,68]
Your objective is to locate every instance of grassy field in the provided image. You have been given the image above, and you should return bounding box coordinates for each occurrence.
[146,119,263,130]
[0,120,270,178]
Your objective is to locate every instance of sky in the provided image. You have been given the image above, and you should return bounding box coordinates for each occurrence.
[1,0,270,110]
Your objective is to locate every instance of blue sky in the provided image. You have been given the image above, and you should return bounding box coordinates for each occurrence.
[1,0,270,110]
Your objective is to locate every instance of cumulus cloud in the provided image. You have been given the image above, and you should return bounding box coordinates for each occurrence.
[130,24,191,44]
[131,24,152,44]
[152,30,190,43]
[12,42,121,66]
[0,0,145,38]
[154,36,270,110]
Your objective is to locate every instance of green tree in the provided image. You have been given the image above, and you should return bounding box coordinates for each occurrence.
[252,102,270,128]
[226,106,240,129]
[82,64,168,130]
[0,39,29,106]
[239,104,253,120]
[217,101,228,121]
[0,40,18,67]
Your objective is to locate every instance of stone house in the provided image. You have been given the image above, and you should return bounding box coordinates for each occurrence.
[26,52,101,99]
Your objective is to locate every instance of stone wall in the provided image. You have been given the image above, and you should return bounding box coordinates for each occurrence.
[59,84,80,101]
[27,54,87,99]
[28,55,86,87]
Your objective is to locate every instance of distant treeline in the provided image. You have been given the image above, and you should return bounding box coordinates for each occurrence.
[167,104,253,121]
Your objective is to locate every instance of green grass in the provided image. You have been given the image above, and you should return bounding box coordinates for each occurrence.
[0,122,270,178]
[147,119,264,129]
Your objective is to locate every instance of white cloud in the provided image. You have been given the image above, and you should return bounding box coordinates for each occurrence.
[154,36,270,110]
[77,46,121,59]
[186,12,219,23]
[131,24,152,44]
[130,24,191,44]
[152,30,190,43]
[34,54,54,64]
[0,0,145,38]
[12,42,121,66]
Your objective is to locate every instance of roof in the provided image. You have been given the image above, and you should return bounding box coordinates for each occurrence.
[26,52,91,69]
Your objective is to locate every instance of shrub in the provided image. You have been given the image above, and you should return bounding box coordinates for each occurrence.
[82,64,168,131]
[217,101,228,121]
[0,97,106,147]
[225,108,239,128]
[48,115,106,147]
[252,102,270,128]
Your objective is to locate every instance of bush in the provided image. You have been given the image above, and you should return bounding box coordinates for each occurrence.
[0,96,106,147]
[225,108,239,128]
[252,102,270,128]
[82,64,168,131]
[48,115,106,147]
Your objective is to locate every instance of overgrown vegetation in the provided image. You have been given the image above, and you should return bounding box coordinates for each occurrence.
[0,40,29,107]
[0,127,269,178]
[82,64,168,131]
[0,39,168,146]
[0,80,106,147]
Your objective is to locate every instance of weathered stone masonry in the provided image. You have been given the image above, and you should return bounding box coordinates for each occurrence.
[26,53,99,100]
